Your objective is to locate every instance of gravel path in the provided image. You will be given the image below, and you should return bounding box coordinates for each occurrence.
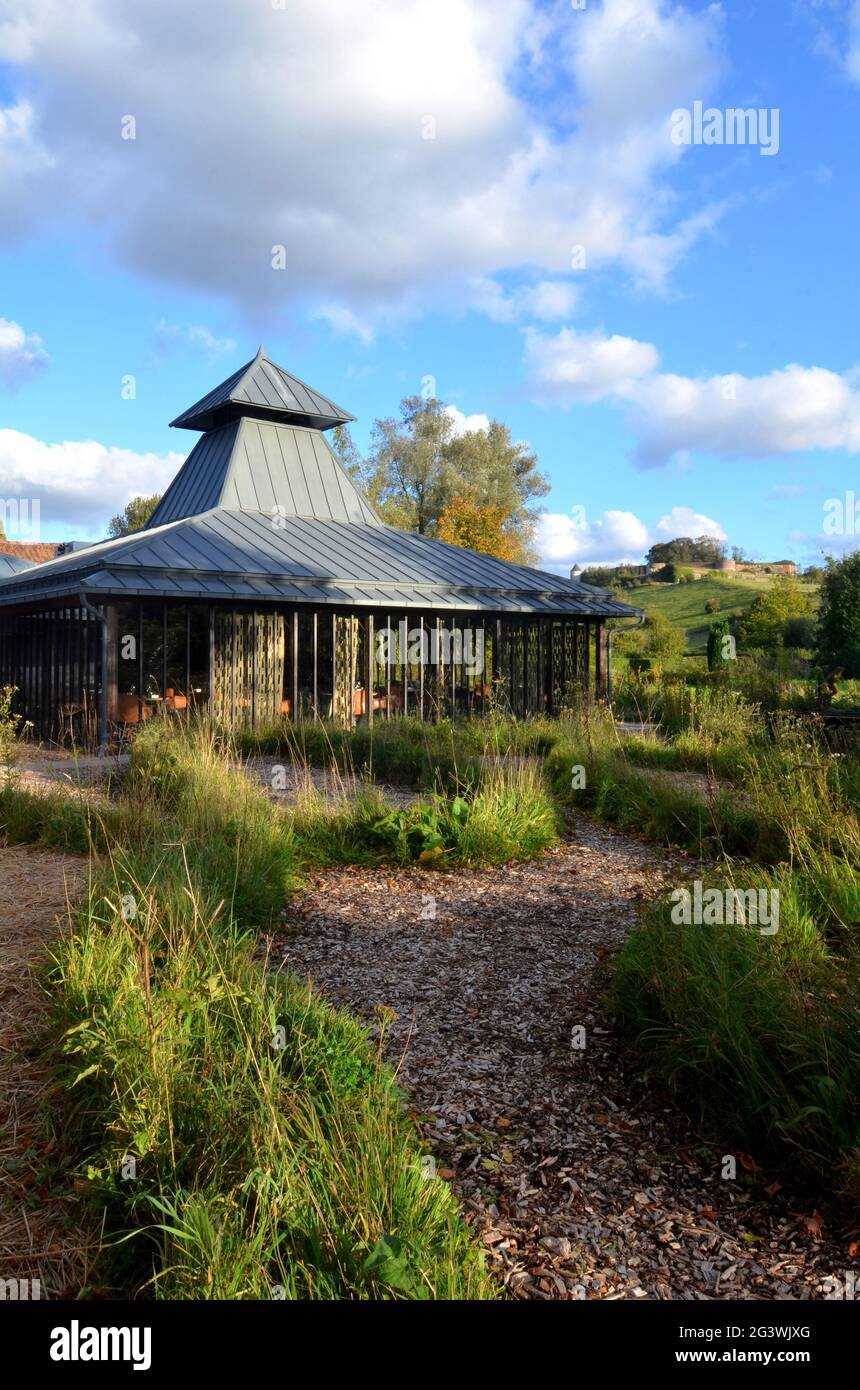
[275,817,850,1301]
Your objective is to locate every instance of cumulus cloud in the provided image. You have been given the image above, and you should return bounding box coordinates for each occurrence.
[655,505,726,539]
[0,0,726,319]
[537,507,650,571]
[524,325,658,403]
[536,499,728,571]
[469,277,580,324]
[0,316,48,387]
[0,429,184,533]
[443,405,490,436]
[525,324,860,467]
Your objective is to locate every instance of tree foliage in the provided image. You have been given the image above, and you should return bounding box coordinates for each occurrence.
[357,396,549,559]
[816,552,860,676]
[737,576,813,653]
[647,535,726,568]
[707,618,732,671]
[437,488,522,562]
[108,494,162,537]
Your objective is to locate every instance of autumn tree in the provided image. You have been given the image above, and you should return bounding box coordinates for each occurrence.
[437,489,522,562]
[359,396,548,558]
[108,494,162,537]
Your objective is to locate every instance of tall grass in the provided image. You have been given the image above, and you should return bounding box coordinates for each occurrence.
[34,721,501,1298]
[53,855,493,1298]
[612,864,860,1191]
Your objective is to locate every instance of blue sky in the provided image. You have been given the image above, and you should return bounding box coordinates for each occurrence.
[1,0,860,571]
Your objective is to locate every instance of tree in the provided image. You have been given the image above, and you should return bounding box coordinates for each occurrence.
[581,566,616,589]
[707,618,732,671]
[641,611,686,666]
[816,552,860,676]
[437,489,522,562]
[108,494,162,537]
[783,615,817,650]
[443,421,549,561]
[737,576,813,652]
[330,424,368,485]
[360,396,549,557]
[647,534,726,568]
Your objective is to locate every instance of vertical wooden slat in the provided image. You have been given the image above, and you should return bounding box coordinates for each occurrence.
[366,613,374,728]
[312,610,318,719]
[292,610,299,719]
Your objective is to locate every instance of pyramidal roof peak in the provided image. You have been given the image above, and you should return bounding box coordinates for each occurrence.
[170,348,355,433]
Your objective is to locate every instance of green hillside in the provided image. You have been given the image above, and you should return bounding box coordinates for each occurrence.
[621,574,819,655]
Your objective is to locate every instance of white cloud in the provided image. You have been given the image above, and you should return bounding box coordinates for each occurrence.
[470,277,580,323]
[845,1,860,83]
[536,499,728,570]
[154,320,237,356]
[312,305,375,345]
[655,505,726,540]
[526,324,860,466]
[0,0,727,317]
[0,316,48,386]
[537,507,650,570]
[0,429,184,532]
[443,405,490,437]
[524,325,658,403]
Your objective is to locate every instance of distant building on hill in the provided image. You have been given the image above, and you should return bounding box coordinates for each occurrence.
[719,557,797,576]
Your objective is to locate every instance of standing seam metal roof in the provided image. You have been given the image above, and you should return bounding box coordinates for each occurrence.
[169,347,355,432]
[146,417,380,530]
[0,507,644,618]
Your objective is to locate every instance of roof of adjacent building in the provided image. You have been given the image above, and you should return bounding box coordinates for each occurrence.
[0,540,60,564]
[0,552,37,578]
[169,346,355,432]
[0,348,643,620]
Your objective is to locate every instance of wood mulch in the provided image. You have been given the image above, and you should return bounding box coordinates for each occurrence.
[274,817,852,1300]
[0,845,92,1297]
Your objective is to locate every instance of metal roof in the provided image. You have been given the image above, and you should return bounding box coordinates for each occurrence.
[0,348,643,622]
[147,417,380,529]
[0,553,35,578]
[169,346,355,432]
[0,507,643,618]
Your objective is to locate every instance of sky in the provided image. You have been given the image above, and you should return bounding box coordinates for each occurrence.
[1,0,860,573]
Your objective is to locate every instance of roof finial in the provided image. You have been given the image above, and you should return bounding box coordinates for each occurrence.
[255,343,265,359]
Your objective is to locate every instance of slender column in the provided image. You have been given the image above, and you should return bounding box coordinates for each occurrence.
[366,613,374,727]
[312,611,318,718]
[418,614,425,721]
[208,607,215,720]
[596,621,608,701]
[292,610,299,720]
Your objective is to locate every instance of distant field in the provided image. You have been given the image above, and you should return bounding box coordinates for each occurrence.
[623,574,819,655]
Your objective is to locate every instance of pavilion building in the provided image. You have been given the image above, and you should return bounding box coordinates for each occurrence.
[0,349,642,745]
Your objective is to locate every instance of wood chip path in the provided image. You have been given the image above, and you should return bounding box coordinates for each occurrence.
[0,845,90,1297]
[276,817,852,1300]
